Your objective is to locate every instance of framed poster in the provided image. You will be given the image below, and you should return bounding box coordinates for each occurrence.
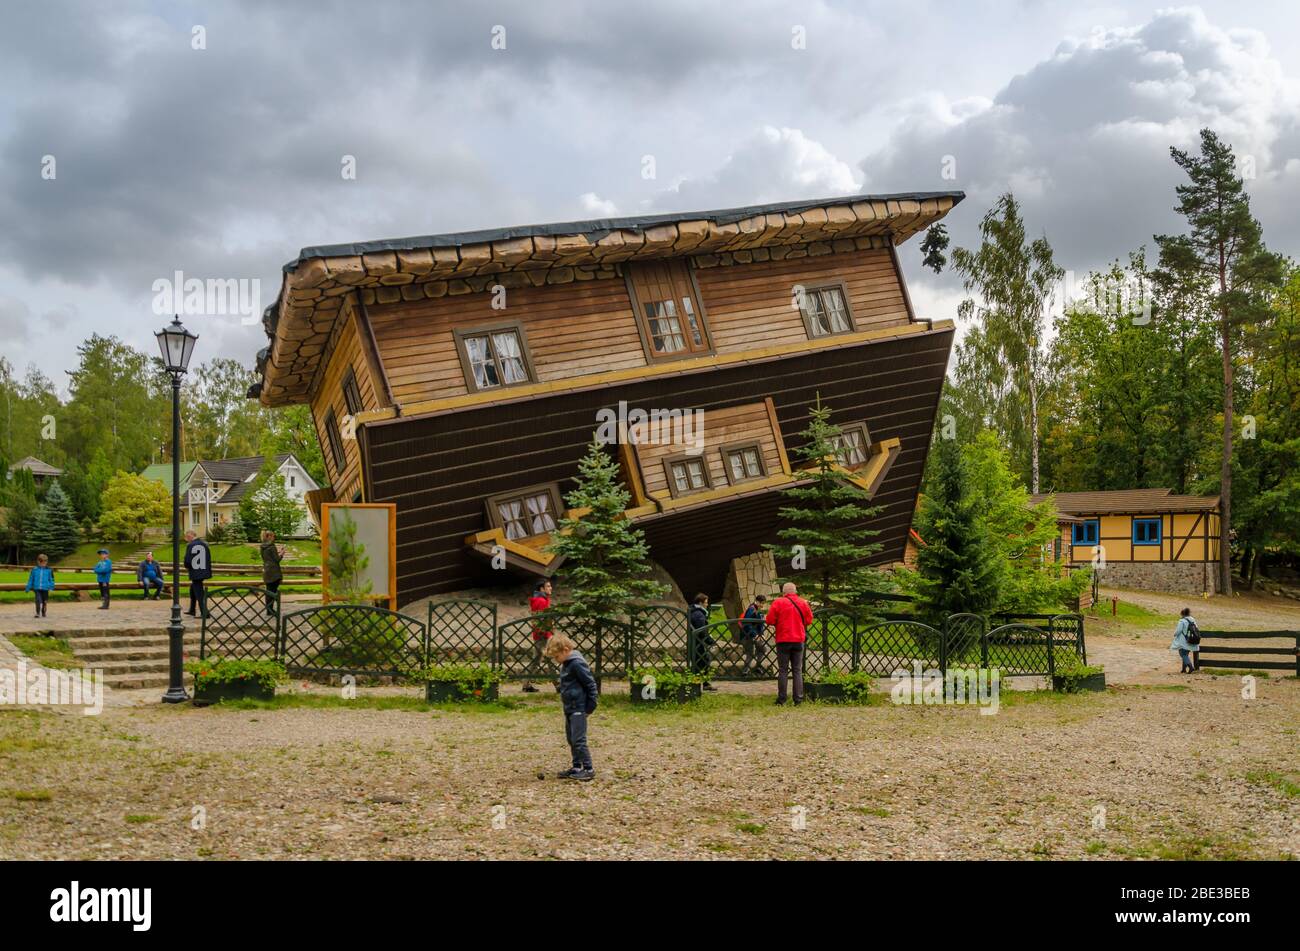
[321,502,397,611]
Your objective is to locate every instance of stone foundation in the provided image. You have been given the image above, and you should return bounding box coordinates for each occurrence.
[721,550,778,621]
[1095,561,1219,597]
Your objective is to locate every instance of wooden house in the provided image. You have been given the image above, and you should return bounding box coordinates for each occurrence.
[139,453,320,537]
[1029,488,1222,595]
[249,192,963,605]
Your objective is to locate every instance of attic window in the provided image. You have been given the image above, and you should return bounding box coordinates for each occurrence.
[664,453,710,498]
[323,409,346,474]
[488,484,562,540]
[342,367,363,416]
[722,443,765,485]
[831,423,871,467]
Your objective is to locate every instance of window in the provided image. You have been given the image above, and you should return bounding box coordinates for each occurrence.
[323,408,346,474]
[454,323,534,392]
[1072,520,1099,546]
[831,423,871,467]
[626,260,712,360]
[723,443,765,484]
[797,282,855,338]
[664,454,711,498]
[288,475,296,488]
[488,484,562,540]
[1132,518,1161,546]
[341,367,363,416]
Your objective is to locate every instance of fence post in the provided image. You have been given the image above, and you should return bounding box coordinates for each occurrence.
[1045,625,1056,679]
[980,617,989,669]
[851,614,861,673]
[820,615,830,673]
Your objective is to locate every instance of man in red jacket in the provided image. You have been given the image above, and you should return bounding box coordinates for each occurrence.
[765,582,813,705]
[522,579,554,693]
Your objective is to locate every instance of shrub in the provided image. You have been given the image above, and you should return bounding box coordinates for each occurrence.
[417,663,503,700]
[813,669,875,703]
[184,657,286,692]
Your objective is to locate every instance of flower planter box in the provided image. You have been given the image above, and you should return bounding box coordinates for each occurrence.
[192,678,276,705]
[1052,671,1107,693]
[628,681,703,704]
[425,681,499,703]
[804,682,848,703]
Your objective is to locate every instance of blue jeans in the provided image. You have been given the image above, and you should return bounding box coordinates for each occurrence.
[141,577,163,597]
[564,710,592,770]
[1178,648,1196,672]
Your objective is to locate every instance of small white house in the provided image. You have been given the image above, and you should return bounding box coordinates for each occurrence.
[140,453,321,537]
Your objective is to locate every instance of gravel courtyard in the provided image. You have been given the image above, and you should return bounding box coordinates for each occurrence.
[1,670,1295,860]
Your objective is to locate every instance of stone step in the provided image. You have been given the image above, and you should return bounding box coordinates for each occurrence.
[69,643,201,663]
[66,634,203,651]
[102,671,193,690]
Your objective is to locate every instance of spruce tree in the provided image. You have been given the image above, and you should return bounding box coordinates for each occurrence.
[913,436,1007,621]
[768,397,888,610]
[546,439,665,618]
[27,481,81,560]
[1154,128,1286,594]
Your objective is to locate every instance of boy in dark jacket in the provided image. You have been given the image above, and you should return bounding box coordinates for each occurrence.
[543,633,598,781]
[688,593,716,691]
[740,593,767,676]
[183,531,213,618]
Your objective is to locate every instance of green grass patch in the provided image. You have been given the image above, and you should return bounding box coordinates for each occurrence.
[855,806,890,817]
[1246,770,1300,798]
[190,692,526,714]
[735,822,766,835]
[52,541,320,568]
[1202,668,1272,678]
[5,635,82,670]
[11,790,52,802]
[125,814,160,824]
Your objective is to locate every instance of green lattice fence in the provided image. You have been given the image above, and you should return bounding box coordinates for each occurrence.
[279,605,425,678]
[628,605,691,674]
[199,585,281,660]
[425,599,497,666]
[496,612,628,681]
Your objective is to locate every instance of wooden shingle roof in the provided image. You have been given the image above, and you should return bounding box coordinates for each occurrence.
[1029,488,1220,515]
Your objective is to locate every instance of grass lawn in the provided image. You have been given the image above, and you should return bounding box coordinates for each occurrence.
[5,634,84,670]
[1,674,1294,860]
[51,541,320,567]
[0,570,320,603]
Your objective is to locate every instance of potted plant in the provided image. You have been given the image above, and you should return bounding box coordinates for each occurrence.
[1051,654,1106,693]
[185,657,286,705]
[805,669,874,703]
[420,663,503,703]
[629,665,706,704]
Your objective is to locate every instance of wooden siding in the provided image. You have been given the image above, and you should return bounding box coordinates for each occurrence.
[631,402,784,499]
[367,279,646,406]
[693,247,910,352]
[361,325,952,604]
[1067,512,1221,564]
[357,245,916,408]
[310,296,379,502]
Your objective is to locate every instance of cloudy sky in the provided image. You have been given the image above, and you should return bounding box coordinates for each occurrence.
[3,1,1299,391]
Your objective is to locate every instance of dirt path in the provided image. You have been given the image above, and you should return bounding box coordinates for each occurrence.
[1,675,1295,861]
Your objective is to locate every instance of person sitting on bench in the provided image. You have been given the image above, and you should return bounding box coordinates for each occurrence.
[137,552,165,599]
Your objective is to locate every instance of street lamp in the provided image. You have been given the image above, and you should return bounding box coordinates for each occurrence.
[155,315,198,704]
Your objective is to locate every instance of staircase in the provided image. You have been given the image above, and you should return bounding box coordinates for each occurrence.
[64,627,202,690]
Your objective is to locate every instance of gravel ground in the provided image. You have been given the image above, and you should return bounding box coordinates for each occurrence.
[1,673,1295,860]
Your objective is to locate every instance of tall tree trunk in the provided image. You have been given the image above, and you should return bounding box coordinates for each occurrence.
[1220,311,1233,596]
[1028,371,1040,495]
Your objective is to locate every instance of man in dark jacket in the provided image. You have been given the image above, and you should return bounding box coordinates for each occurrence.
[740,593,768,676]
[543,633,598,781]
[137,553,165,600]
[260,530,284,616]
[688,593,716,691]
[183,530,213,618]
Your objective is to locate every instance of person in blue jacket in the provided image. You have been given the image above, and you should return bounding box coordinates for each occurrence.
[740,593,768,676]
[1170,606,1201,674]
[25,553,55,618]
[137,552,165,600]
[93,548,113,610]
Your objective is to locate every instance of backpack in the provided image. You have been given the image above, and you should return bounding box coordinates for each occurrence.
[1184,618,1201,645]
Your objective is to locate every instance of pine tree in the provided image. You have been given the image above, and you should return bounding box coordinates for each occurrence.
[326,511,372,604]
[1154,128,1286,594]
[546,440,665,618]
[768,397,889,610]
[27,482,81,560]
[913,436,1007,621]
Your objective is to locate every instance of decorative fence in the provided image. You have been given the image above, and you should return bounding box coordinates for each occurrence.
[199,588,1086,684]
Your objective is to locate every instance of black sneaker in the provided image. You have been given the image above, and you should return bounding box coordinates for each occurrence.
[556,766,581,779]
[522,685,539,693]
[570,768,595,782]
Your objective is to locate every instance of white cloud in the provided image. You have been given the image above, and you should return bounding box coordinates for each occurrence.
[578,192,619,217]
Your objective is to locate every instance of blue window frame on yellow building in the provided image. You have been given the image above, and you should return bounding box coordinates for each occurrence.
[1072,520,1099,545]
[1132,517,1161,546]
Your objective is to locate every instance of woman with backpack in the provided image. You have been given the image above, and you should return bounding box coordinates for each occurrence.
[1170,607,1201,674]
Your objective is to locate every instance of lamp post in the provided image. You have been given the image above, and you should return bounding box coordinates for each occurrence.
[155,315,198,704]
